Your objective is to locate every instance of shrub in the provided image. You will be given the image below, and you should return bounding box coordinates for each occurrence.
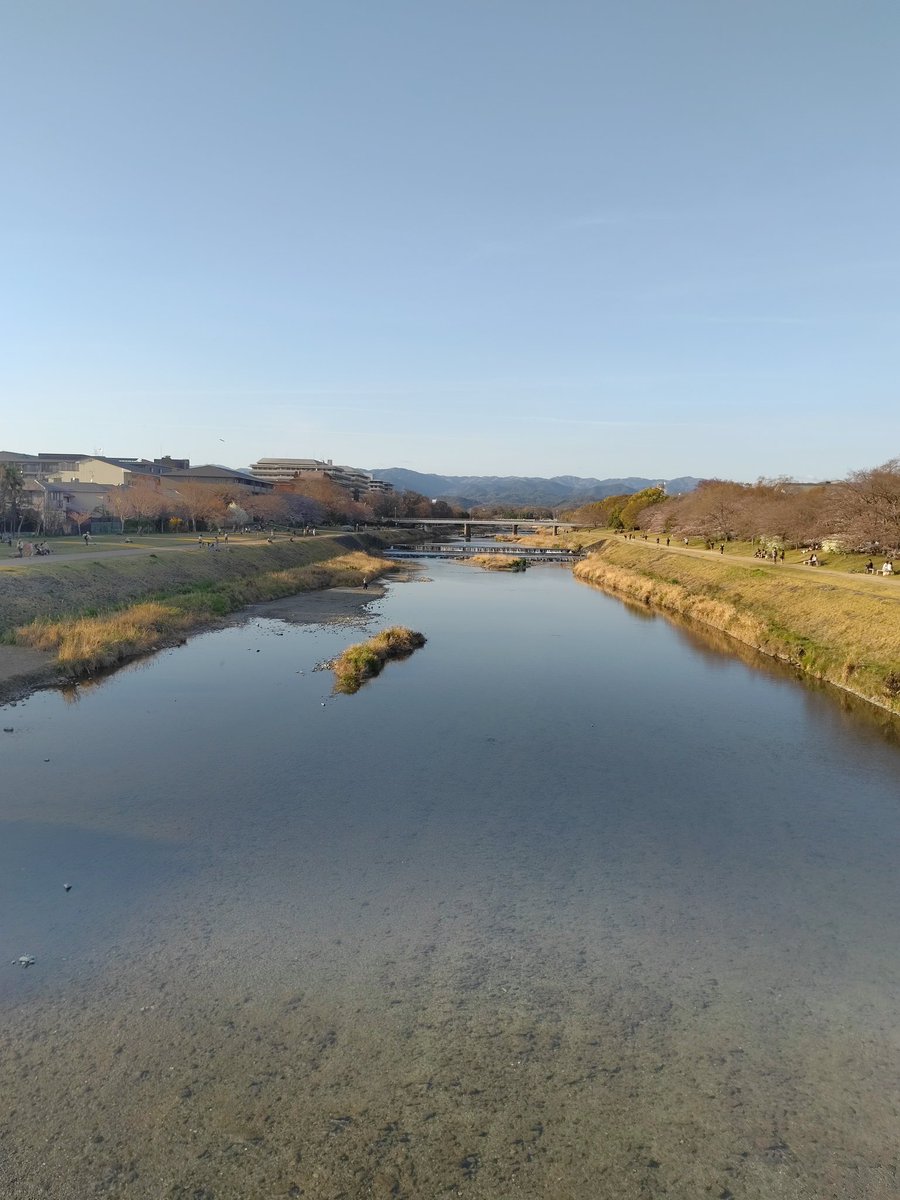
[332,626,426,693]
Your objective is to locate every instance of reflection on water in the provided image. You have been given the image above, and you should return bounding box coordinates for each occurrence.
[1,563,899,1198]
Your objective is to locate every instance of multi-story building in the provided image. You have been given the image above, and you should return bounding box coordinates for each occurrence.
[156,465,272,492]
[248,457,393,500]
[0,451,189,486]
[22,480,112,532]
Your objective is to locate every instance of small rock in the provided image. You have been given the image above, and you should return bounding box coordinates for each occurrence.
[64,883,72,892]
[12,955,35,968]
[3,727,13,733]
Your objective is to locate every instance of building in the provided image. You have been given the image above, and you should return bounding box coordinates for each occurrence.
[0,451,188,486]
[156,465,272,491]
[248,457,393,500]
[23,480,111,532]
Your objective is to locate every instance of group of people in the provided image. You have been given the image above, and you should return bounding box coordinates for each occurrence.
[13,540,52,557]
[754,547,786,562]
[866,559,895,576]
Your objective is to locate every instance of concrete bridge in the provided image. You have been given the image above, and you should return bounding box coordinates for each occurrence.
[387,517,587,538]
[389,543,584,563]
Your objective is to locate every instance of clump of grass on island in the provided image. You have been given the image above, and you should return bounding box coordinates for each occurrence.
[332,626,426,694]
[464,554,529,572]
[14,551,394,675]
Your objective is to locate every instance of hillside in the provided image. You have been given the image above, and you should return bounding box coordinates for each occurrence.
[371,468,699,508]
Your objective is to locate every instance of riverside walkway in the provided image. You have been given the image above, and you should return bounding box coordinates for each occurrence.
[0,533,323,570]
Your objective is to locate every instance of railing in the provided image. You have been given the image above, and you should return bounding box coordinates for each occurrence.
[389,544,584,562]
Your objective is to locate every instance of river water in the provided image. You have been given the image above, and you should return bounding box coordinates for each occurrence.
[1,562,899,1199]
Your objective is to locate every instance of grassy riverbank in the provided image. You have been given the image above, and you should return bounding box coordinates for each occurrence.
[1,533,409,679]
[574,541,900,712]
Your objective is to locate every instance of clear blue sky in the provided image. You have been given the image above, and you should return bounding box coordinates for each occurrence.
[2,1,898,481]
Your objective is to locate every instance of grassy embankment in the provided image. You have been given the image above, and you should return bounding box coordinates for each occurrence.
[574,540,900,712]
[331,626,427,694]
[2,534,408,677]
[518,526,888,573]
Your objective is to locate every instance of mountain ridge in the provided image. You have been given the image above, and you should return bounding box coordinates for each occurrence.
[371,468,700,508]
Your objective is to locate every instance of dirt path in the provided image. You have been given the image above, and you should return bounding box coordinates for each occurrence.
[0,537,282,570]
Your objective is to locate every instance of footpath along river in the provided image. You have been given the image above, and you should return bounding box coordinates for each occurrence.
[1,560,899,1199]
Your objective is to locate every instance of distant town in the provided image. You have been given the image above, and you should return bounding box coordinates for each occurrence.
[0,449,897,556]
[0,452,404,535]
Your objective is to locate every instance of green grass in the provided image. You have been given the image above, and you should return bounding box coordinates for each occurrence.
[332,626,427,694]
[0,533,414,634]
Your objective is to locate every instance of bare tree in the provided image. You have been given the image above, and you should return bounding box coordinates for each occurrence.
[835,459,900,551]
[173,482,225,532]
[0,465,25,533]
[102,486,136,532]
[127,477,167,531]
[242,493,289,527]
[68,510,93,536]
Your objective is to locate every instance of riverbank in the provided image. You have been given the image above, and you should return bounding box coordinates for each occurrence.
[0,532,414,701]
[574,540,900,713]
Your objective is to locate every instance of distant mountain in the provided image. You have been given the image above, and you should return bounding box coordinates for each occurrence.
[371,468,700,509]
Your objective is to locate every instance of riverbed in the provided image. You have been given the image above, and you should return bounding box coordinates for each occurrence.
[2,561,898,1198]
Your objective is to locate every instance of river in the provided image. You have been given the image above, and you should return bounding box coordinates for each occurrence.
[2,560,898,1199]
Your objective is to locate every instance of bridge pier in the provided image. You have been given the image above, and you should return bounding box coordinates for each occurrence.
[463,522,471,540]
[553,524,559,535]
[512,523,518,535]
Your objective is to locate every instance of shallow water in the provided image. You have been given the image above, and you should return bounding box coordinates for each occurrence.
[1,562,899,1199]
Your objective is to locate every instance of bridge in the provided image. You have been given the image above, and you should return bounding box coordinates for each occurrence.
[389,543,584,563]
[387,517,588,538]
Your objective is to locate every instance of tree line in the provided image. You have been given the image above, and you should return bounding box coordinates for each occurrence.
[0,467,470,536]
[566,458,900,552]
[97,477,469,533]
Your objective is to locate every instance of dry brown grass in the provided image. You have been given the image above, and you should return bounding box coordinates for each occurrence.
[575,543,900,711]
[332,626,426,693]
[16,603,194,670]
[463,554,528,572]
[14,550,396,676]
